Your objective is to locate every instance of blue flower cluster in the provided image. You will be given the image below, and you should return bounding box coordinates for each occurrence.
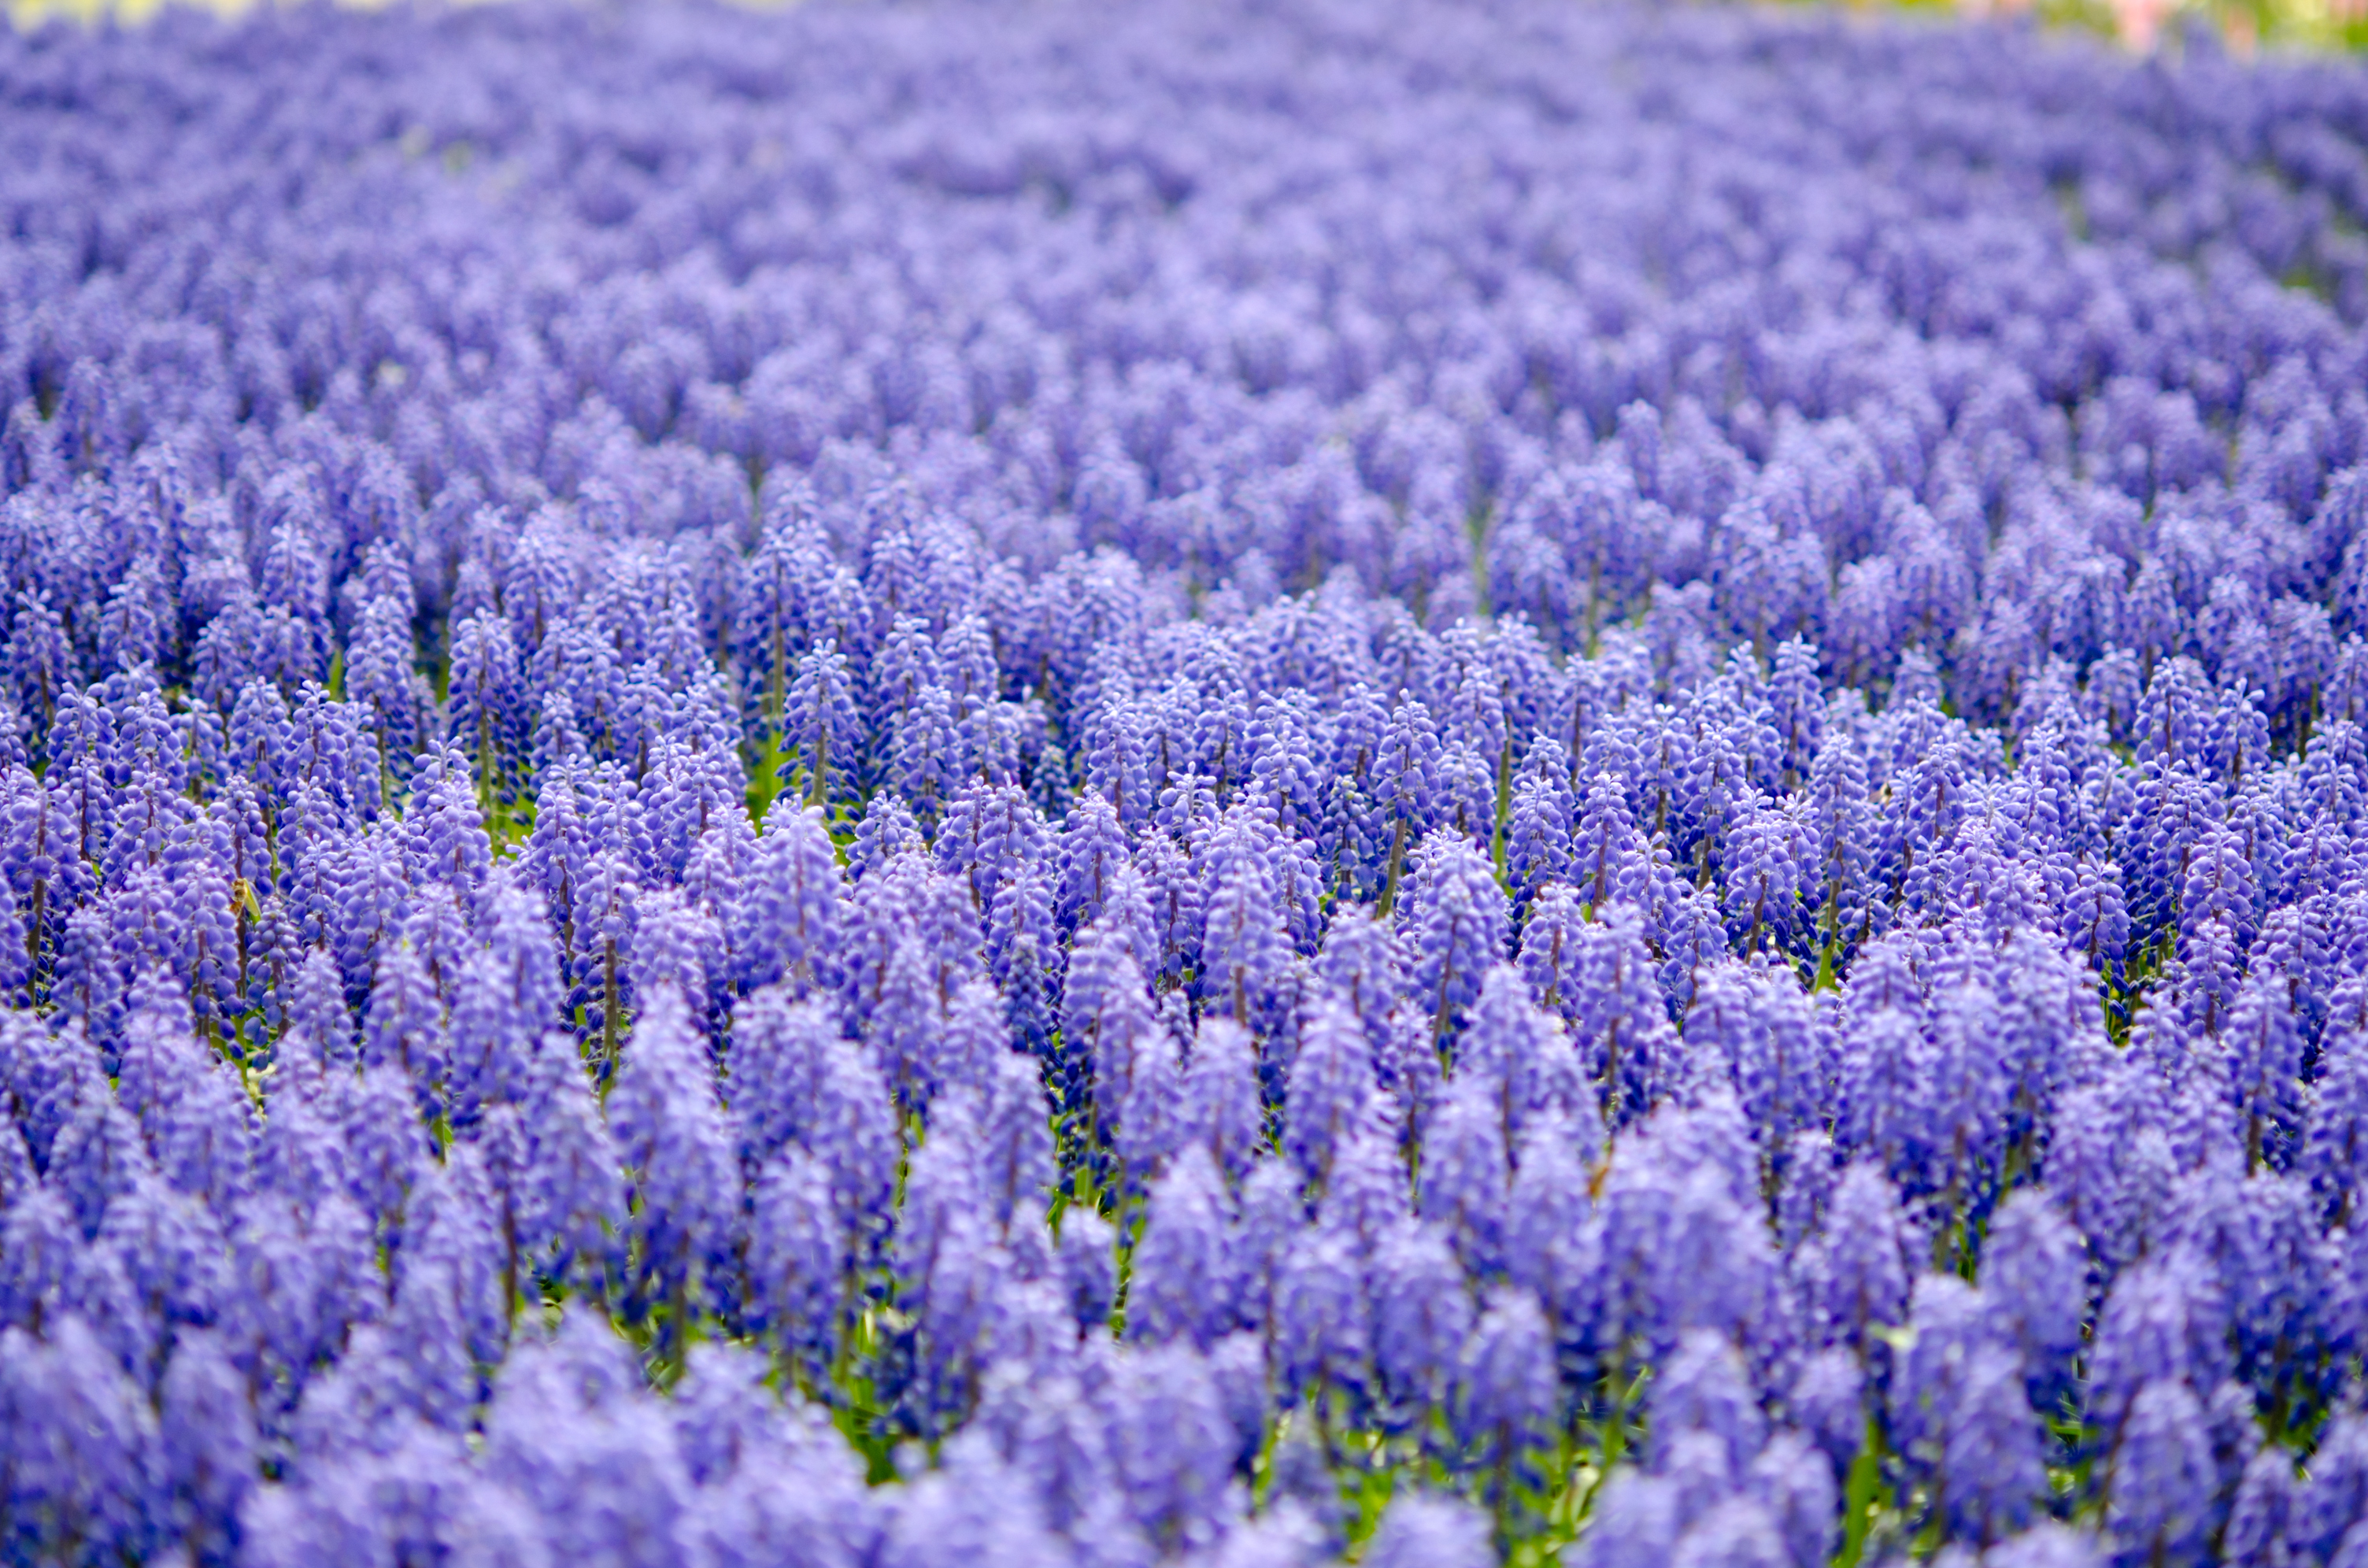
[3,1,2368,1563]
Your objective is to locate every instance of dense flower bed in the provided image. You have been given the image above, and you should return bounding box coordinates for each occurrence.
[3,2,2368,1563]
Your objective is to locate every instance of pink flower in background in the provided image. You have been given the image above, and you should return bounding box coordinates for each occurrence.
[2108,0,2179,48]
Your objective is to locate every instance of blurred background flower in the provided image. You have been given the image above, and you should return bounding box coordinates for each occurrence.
[1819,0,2368,54]
[13,0,2365,60]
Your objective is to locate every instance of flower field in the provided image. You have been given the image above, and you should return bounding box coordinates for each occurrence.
[2,2,2367,1564]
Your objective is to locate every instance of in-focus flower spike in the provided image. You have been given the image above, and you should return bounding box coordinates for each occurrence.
[889,683,964,830]
[1504,737,1575,916]
[871,616,945,743]
[1720,793,1817,960]
[1434,741,1497,852]
[449,610,531,814]
[934,781,1050,933]
[843,853,986,1040]
[1198,849,1295,1043]
[2178,821,2261,970]
[1515,883,1589,1031]
[1285,995,1378,1196]
[405,743,494,895]
[639,730,752,900]
[985,860,1063,1034]
[1564,902,1680,1130]
[1054,793,1133,940]
[786,640,864,811]
[605,984,740,1354]
[0,764,91,995]
[230,681,298,801]
[1078,683,1153,830]
[1372,697,1445,867]
[1135,829,1208,991]
[849,792,926,882]
[1315,902,1408,1070]
[1397,832,1510,1048]
[2062,853,2131,991]
[2222,969,2305,1174]
[1060,926,1168,1170]
[2304,983,2368,1220]
[1569,771,1653,917]
[1244,690,1328,849]
[1767,637,1825,790]
[346,553,427,782]
[446,877,564,1133]
[1649,865,1737,1018]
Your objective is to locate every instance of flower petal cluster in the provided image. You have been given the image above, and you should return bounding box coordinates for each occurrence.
[2,2,2368,1563]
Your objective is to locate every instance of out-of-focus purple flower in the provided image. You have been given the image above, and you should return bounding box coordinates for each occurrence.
[2103,1380,2217,1568]
[1128,1147,1238,1352]
[1360,1492,1493,1568]
[1816,1161,1915,1353]
[1,1315,161,1564]
[605,985,739,1346]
